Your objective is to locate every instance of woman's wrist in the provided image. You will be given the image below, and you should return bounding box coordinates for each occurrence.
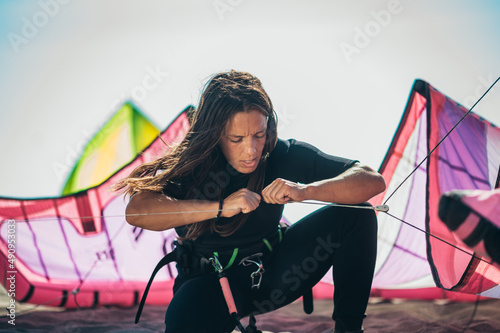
[214,197,224,220]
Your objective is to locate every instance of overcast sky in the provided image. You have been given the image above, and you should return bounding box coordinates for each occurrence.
[1,0,499,203]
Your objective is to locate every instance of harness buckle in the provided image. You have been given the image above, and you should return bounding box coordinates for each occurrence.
[210,255,224,273]
[250,265,265,290]
[239,253,265,290]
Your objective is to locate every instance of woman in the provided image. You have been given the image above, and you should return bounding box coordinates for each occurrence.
[114,70,386,333]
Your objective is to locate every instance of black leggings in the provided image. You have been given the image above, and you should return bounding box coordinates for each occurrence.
[164,204,378,333]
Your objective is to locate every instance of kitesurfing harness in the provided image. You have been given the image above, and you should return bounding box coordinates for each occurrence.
[134,225,314,332]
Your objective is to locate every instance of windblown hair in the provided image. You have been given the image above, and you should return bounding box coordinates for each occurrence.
[113,70,278,239]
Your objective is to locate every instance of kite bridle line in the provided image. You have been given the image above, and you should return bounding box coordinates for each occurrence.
[383,76,500,206]
[375,76,500,266]
[4,77,499,320]
[292,202,494,266]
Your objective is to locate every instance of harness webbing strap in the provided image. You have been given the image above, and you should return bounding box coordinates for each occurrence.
[246,313,262,333]
[302,288,314,314]
[135,249,177,324]
[213,248,239,271]
[226,248,239,270]
[262,238,273,252]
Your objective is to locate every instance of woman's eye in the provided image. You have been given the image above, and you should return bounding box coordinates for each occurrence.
[230,139,242,143]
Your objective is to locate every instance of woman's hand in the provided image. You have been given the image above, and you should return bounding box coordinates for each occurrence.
[262,178,307,204]
[221,188,261,217]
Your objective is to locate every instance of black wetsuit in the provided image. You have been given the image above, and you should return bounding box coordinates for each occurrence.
[163,139,378,333]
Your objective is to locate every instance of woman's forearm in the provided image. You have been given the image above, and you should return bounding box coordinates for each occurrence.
[304,164,386,204]
[125,190,219,231]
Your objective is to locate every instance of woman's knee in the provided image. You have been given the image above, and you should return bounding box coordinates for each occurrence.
[324,204,378,244]
[347,203,377,229]
[165,308,235,333]
[323,203,377,227]
[164,277,236,333]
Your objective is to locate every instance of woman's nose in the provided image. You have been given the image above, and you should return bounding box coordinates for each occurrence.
[245,139,257,154]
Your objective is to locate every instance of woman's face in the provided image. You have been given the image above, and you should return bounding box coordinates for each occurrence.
[219,109,267,174]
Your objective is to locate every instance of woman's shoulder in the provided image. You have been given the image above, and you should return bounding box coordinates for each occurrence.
[272,138,318,156]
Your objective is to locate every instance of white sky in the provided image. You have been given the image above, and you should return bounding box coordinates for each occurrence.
[0,0,499,203]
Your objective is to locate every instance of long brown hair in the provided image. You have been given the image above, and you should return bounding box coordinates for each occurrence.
[113,70,278,239]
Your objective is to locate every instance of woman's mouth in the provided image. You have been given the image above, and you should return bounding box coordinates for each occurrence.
[241,157,258,169]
